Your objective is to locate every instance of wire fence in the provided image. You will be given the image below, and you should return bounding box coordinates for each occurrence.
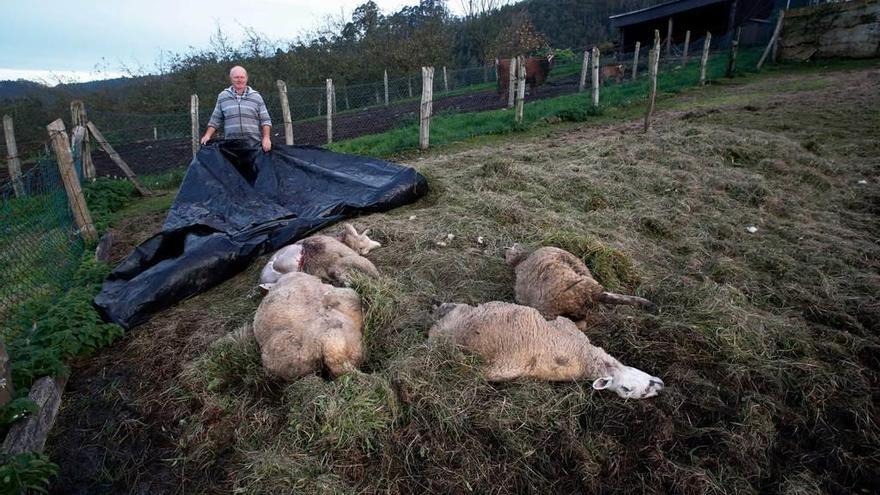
[0,152,85,324]
[0,25,776,324]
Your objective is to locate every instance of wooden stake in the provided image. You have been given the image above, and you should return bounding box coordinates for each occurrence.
[46,119,97,242]
[443,66,449,92]
[408,77,413,98]
[592,47,600,107]
[276,80,294,145]
[0,342,12,408]
[757,11,786,70]
[507,57,516,109]
[666,17,674,56]
[682,30,691,65]
[2,115,24,197]
[1,376,67,455]
[644,30,662,133]
[632,41,641,80]
[384,70,389,106]
[153,127,158,140]
[700,32,712,85]
[515,56,526,124]
[86,121,151,197]
[69,100,95,180]
[419,67,434,150]
[326,79,333,144]
[727,26,742,77]
[578,50,590,92]
[190,94,199,157]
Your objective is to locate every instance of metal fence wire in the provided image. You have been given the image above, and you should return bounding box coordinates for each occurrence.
[0,26,775,324]
[0,152,84,324]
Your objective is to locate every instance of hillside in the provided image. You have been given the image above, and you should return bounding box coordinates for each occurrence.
[45,61,880,493]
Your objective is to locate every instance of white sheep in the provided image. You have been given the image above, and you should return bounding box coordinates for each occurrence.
[260,223,381,289]
[505,244,656,325]
[428,301,664,399]
[253,271,364,380]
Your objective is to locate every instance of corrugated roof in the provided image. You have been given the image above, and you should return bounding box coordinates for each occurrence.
[609,0,730,28]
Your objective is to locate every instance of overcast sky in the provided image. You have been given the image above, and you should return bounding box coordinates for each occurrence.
[2,0,468,85]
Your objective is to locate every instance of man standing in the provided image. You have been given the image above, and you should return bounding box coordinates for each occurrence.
[200,66,273,152]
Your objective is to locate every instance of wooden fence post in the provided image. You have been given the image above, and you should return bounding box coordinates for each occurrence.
[507,57,517,109]
[700,32,712,85]
[644,30,662,133]
[632,41,641,80]
[420,67,434,150]
[757,11,786,70]
[578,50,590,92]
[408,77,413,98]
[190,94,199,157]
[153,127,158,140]
[0,375,67,455]
[443,66,449,93]
[666,17,674,57]
[86,122,151,196]
[326,79,334,144]
[46,119,97,242]
[515,56,526,124]
[682,30,691,65]
[69,100,95,180]
[0,342,11,407]
[384,70,389,106]
[2,115,24,197]
[727,26,742,77]
[276,80,294,145]
[591,47,600,108]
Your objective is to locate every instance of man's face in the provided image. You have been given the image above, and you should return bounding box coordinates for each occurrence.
[230,69,248,92]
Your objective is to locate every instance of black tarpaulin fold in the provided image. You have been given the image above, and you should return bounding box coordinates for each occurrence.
[95,140,428,329]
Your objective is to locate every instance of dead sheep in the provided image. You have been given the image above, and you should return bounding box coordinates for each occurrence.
[253,272,364,380]
[260,223,380,289]
[505,244,656,324]
[429,301,664,399]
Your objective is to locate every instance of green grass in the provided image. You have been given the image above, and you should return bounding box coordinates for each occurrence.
[328,49,764,157]
[40,54,880,493]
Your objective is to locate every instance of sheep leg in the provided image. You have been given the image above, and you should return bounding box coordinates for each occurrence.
[597,292,657,312]
[485,365,523,382]
[341,256,380,280]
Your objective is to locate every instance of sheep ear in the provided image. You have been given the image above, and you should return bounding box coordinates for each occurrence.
[259,283,274,291]
[344,223,358,236]
[592,376,614,390]
[362,228,371,236]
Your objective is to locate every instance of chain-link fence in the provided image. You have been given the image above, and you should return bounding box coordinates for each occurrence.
[0,152,85,323]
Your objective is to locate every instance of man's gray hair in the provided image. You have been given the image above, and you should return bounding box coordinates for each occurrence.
[229,65,248,77]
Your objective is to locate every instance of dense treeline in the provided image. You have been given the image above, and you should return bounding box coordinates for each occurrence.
[0,0,659,156]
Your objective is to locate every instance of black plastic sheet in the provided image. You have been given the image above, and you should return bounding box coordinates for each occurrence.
[95,140,428,329]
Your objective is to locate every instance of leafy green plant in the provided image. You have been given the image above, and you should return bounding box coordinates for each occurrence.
[82,178,136,232]
[0,398,38,427]
[2,253,122,392]
[0,453,59,495]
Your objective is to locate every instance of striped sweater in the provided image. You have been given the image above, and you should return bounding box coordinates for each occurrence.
[207,85,272,142]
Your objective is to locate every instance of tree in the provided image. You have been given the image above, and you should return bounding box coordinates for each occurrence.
[490,12,549,59]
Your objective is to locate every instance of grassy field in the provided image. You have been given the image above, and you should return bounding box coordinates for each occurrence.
[46,60,880,494]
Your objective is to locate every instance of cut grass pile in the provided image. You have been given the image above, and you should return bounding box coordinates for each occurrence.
[45,62,880,493]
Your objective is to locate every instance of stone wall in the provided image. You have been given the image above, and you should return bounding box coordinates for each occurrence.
[779,0,880,60]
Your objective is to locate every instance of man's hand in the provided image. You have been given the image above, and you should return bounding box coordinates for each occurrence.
[262,136,272,152]
[200,134,210,145]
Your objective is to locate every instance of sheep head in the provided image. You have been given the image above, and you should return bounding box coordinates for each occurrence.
[504,243,531,267]
[592,366,664,400]
[341,223,382,255]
